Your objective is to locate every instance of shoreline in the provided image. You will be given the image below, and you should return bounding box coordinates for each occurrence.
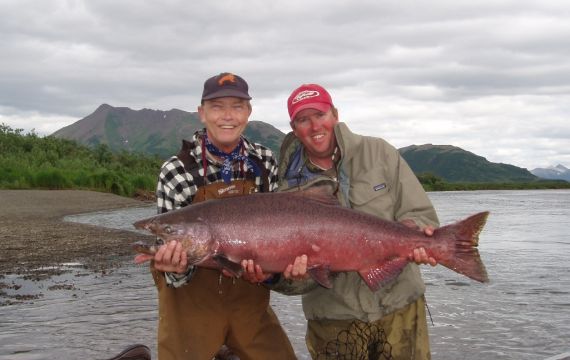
[0,189,154,276]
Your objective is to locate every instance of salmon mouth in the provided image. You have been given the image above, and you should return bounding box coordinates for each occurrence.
[132,241,158,255]
[133,218,153,230]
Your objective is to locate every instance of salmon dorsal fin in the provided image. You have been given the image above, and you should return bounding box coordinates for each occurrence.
[298,182,340,207]
[359,257,408,292]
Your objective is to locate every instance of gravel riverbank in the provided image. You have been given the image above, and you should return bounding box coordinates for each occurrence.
[0,189,153,277]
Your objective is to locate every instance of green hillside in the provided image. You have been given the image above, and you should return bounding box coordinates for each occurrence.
[399,144,537,183]
[53,105,285,159]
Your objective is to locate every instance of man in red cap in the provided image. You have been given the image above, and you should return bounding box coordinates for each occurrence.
[255,83,439,359]
[135,73,296,360]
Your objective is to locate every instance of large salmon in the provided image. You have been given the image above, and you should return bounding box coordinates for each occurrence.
[133,185,489,291]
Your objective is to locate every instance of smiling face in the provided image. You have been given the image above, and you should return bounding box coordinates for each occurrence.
[198,97,252,152]
[291,107,339,169]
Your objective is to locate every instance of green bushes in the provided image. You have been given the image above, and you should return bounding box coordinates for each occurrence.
[0,123,162,197]
[31,168,74,189]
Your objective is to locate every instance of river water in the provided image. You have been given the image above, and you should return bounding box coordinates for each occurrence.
[1,190,569,359]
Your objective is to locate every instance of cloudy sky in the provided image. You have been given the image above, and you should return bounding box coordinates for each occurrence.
[1,0,569,170]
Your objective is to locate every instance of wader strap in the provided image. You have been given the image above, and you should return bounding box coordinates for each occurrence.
[247,155,271,193]
[176,139,205,188]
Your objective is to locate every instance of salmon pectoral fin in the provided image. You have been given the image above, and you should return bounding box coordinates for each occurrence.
[212,254,243,277]
[308,265,333,288]
[359,258,408,292]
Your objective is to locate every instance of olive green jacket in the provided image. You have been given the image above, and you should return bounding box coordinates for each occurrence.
[271,122,439,322]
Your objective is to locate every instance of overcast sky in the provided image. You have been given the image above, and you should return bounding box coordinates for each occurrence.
[1,0,569,170]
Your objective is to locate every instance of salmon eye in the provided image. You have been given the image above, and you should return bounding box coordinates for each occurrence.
[164,226,172,234]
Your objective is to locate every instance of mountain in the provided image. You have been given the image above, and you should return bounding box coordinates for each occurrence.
[52,104,285,158]
[530,164,570,182]
[53,105,540,183]
[399,144,538,183]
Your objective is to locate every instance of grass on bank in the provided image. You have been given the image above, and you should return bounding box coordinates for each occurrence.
[0,124,163,197]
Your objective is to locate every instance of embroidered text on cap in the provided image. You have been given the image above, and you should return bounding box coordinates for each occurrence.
[292,90,321,104]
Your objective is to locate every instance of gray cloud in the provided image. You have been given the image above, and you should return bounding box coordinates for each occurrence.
[1,0,569,169]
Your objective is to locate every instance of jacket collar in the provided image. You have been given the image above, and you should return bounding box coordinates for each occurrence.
[333,122,362,163]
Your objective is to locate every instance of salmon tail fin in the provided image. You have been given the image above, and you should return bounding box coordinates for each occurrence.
[435,211,490,283]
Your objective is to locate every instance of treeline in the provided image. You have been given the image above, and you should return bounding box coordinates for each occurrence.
[2,123,568,197]
[0,123,163,197]
[417,172,570,191]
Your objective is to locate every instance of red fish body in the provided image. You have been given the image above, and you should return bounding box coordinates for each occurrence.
[133,186,489,290]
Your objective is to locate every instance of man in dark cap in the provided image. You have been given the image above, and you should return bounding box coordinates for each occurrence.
[135,73,296,360]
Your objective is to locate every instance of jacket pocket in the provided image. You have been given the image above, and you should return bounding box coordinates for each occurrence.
[349,168,391,207]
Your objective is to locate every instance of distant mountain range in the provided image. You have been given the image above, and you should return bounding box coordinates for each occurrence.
[530,164,570,182]
[53,104,564,183]
[52,104,285,159]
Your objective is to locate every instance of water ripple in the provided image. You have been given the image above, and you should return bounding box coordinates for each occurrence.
[1,190,569,360]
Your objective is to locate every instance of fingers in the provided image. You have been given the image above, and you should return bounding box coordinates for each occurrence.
[176,248,188,272]
[237,260,255,281]
[252,263,264,280]
[242,259,256,274]
[291,255,308,278]
[284,255,308,280]
[283,264,294,279]
[413,247,426,264]
[413,247,424,262]
[155,240,179,264]
[410,247,437,266]
[400,220,436,237]
[151,241,189,273]
[239,260,272,283]
[424,225,435,237]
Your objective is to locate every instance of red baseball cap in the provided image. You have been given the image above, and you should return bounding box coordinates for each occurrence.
[287,84,333,121]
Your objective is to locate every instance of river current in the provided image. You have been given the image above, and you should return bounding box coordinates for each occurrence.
[1,190,569,359]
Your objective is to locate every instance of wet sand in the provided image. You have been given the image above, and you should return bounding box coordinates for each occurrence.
[0,189,154,277]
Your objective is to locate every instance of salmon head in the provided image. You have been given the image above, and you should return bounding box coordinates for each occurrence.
[133,217,214,265]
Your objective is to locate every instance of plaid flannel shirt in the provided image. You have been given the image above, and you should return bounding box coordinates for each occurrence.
[156,129,279,287]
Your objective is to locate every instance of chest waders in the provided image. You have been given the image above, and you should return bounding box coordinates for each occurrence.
[153,140,296,360]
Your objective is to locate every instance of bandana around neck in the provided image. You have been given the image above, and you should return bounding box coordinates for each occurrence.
[204,135,260,184]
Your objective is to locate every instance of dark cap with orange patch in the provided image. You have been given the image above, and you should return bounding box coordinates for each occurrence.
[202,72,252,101]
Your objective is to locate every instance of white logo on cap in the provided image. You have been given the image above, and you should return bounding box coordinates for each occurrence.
[292,90,320,104]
